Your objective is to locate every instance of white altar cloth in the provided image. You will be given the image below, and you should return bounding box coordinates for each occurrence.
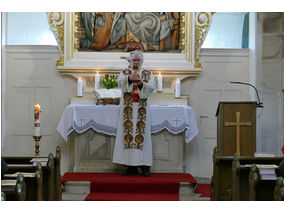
[57,104,199,143]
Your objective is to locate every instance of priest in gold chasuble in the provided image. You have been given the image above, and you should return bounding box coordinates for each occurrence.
[113,50,156,176]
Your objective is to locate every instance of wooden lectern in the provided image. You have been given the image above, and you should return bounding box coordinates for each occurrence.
[216,102,256,156]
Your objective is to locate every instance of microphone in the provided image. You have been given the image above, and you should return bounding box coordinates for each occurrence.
[230,81,263,108]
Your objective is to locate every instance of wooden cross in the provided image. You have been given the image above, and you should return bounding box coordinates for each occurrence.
[224,112,252,156]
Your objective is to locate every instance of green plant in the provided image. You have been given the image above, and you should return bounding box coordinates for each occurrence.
[102,74,118,89]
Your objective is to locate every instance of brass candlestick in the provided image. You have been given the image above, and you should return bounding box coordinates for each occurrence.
[33,136,42,157]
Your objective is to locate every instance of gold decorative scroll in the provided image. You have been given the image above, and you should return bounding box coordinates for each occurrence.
[180,13,187,54]
[52,12,215,74]
[194,12,215,68]
[47,12,64,66]
[73,12,85,52]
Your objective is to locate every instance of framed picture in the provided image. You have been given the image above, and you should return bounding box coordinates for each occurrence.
[48,12,213,75]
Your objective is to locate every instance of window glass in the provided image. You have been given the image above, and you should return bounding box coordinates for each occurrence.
[7,12,57,45]
[202,12,249,48]
[6,12,250,48]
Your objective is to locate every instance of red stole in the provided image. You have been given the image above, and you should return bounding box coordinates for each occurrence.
[132,84,140,102]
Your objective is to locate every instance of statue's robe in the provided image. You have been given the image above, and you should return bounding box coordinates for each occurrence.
[113,67,156,166]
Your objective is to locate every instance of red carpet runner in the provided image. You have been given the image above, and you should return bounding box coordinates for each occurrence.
[194,184,211,197]
[62,172,197,201]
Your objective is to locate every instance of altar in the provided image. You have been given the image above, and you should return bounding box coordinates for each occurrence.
[57,104,198,173]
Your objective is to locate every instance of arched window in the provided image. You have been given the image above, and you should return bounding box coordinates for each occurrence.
[202,12,249,48]
[6,12,57,45]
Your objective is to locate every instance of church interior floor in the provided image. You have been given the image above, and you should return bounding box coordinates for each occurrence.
[180,194,210,201]
[62,176,211,201]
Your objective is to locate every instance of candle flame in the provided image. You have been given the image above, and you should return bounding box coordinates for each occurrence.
[34,104,40,113]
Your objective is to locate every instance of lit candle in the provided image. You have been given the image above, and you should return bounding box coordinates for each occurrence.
[34,104,40,136]
[158,73,163,92]
[175,78,181,98]
[77,77,83,96]
[95,72,100,89]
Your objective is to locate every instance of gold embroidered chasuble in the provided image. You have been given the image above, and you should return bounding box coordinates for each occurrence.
[122,68,152,150]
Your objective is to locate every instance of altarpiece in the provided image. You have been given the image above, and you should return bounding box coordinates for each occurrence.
[49,12,213,172]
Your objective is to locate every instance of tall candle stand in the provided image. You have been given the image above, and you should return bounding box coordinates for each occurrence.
[33,136,42,157]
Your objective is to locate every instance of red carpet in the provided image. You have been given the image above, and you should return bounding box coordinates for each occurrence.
[62,172,197,201]
[194,183,211,197]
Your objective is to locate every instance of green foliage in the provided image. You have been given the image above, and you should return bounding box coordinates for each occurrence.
[102,74,118,89]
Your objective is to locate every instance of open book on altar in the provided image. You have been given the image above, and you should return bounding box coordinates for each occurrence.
[94,89,121,105]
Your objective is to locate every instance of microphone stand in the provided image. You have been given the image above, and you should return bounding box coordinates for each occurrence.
[230,81,264,108]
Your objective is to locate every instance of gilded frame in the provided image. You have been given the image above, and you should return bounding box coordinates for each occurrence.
[48,12,214,75]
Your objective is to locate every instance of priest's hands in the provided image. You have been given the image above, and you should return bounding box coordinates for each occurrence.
[129,72,140,81]
[129,72,143,87]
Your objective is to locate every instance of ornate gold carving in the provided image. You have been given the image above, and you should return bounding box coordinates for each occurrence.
[55,12,213,74]
[47,12,64,66]
[194,12,215,68]
[73,12,86,52]
[187,12,191,61]
[180,13,187,54]
[56,56,64,66]
[68,13,72,60]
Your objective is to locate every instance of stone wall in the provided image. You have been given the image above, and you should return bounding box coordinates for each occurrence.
[256,13,284,155]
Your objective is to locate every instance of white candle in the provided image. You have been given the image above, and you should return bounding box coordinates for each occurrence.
[77,77,83,96]
[158,73,163,92]
[175,78,181,98]
[34,104,40,136]
[95,72,100,89]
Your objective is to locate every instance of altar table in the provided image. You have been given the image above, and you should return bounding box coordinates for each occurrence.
[57,104,199,172]
[57,104,199,143]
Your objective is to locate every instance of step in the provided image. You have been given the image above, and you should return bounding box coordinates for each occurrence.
[62,192,89,201]
[63,181,90,194]
[62,180,196,201]
[179,182,195,195]
[63,181,195,195]
[180,193,210,201]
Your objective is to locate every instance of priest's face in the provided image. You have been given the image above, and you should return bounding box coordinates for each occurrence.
[130,54,143,69]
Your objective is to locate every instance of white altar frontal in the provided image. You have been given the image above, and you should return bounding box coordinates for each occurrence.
[57,104,198,173]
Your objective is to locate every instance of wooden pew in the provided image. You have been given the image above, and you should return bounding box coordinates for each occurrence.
[249,164,279,200]
[54,146,62,201]
[1,173,26,201]
[24,153,55,201]
[46,153,55,201]
[3,153,55,200]
[211,147,234,200]
[3,162,43,201]
[211,147,284,201]
[232,154,250,200]
[232,155,283,200]
[274,177,284,201]
[3,146,62,201]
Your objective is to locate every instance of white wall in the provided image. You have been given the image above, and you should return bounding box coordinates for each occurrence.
[183,48,251,177]
[2,46,76,173]
[2,46,251,177]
